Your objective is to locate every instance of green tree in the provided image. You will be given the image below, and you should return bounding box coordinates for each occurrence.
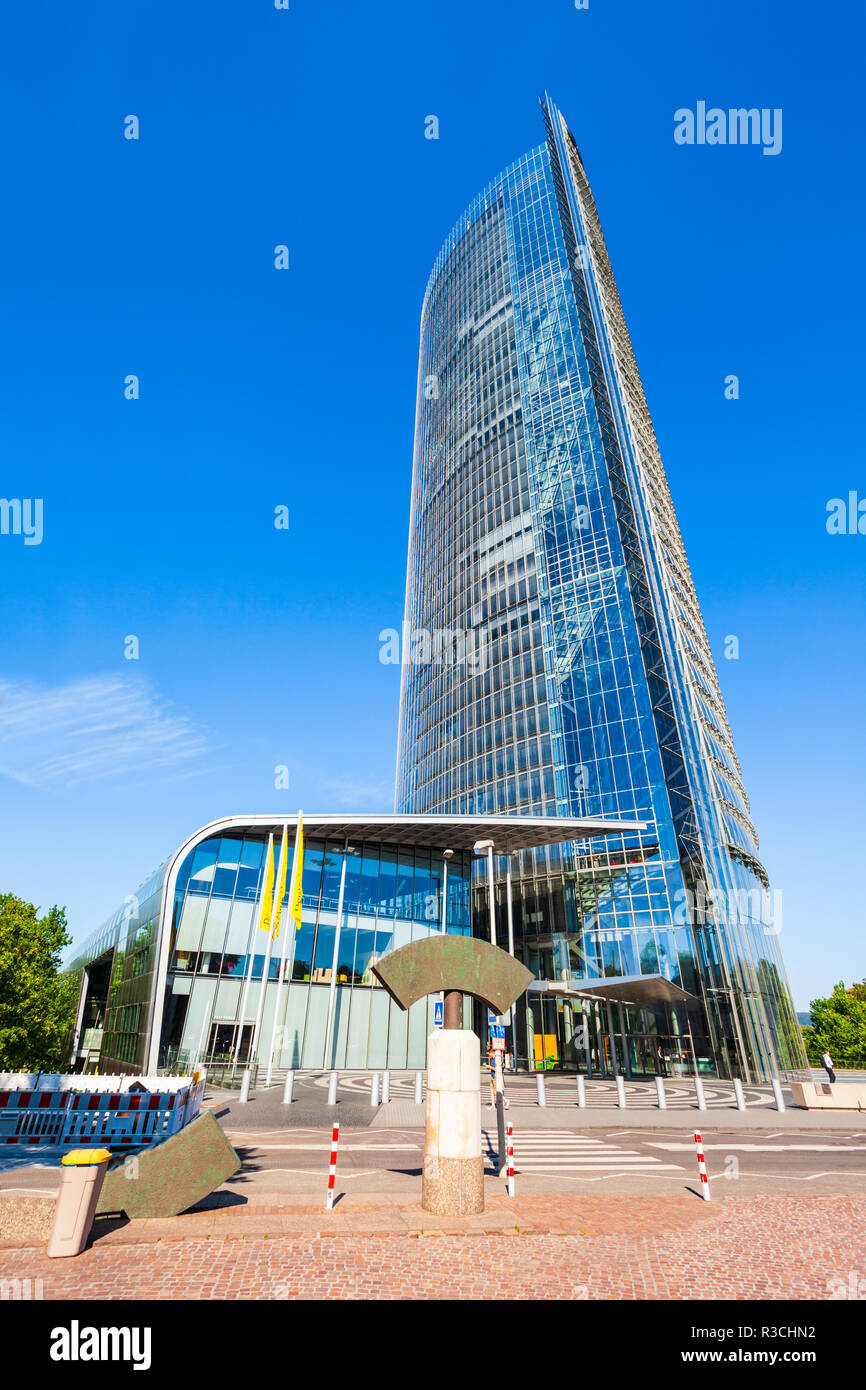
[0,893,80,1071]
[803,982,866,1069]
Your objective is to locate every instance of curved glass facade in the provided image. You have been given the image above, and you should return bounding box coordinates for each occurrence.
[396,95,807,1081]
[69,824,474,1075]
[68,861,169,1071]
[161,832,471,1071]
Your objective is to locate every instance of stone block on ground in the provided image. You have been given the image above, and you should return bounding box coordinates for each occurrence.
[96,1112,240,1220]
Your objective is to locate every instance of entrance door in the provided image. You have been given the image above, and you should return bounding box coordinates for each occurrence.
[632,1035,656,1078]
[528,995,559,1070]
[532,997,589,1071]
[208,1021,253,1063]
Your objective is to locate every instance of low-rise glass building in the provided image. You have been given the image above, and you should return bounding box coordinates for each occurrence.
[67,812,640,1075]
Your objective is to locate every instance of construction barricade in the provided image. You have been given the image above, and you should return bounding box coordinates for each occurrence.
[0,1071,206,1148]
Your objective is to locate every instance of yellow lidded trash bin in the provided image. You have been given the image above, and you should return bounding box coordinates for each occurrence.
[47,1149,113,1258]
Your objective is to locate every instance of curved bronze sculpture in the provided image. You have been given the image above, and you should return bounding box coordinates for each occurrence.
[370,934,533,1020]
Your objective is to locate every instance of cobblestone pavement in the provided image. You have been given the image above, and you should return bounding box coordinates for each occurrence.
[1,1196,863,1300]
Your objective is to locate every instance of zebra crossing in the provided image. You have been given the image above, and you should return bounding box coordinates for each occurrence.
[482,1129,684,1174]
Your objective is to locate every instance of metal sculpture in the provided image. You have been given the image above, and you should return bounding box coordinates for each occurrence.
[372,936,532,1215]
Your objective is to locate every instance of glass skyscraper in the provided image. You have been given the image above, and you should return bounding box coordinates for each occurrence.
[396,95,806,1082]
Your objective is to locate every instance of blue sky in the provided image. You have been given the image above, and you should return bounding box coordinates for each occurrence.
[0,1,862,1009]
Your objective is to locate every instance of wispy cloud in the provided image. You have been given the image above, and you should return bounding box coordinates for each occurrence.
[0,675,211,787]
[323,777,393,811]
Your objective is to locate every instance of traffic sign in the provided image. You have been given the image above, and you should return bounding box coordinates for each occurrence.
[433,1001,444,1028]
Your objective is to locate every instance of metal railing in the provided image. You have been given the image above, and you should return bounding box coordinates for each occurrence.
[159,1050,258,1090]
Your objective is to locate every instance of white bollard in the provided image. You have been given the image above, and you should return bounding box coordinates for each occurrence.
[616,1074,627,1108]
[693,1129,711,1201]
[370,1073,380,1107]
[655,1075,667,1110]
[536,1072,546,1107]
[382,1070,390,1104]
[576,1075,586,1108]
[414,1071,423,1105]
[694,1076,707,1111]
[282,1070,295,1105]
[239,1069,251,1104]
[732,1077,746,1111]
[771,1078,786,1113]
[327,1070,338,1106]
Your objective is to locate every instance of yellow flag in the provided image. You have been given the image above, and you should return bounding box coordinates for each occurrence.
[271,827,289,940]
[258,837,275,935]
[290,815,304,926]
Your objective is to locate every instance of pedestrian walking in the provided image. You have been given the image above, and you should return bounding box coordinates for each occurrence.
[821,1049,836,1084]
[487,1044,510,1109]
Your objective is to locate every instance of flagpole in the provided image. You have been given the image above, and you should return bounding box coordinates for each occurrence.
[233,831,273,1070]
[265,811,303,1085]
[251,826,287,1065]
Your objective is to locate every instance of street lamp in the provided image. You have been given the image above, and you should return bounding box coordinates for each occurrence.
[324,842,360,1069]
[473,839,497,947]
[474,838,507,1165]
[440,849,454,934]
[505,853,515,958]
[438,849,454,1013]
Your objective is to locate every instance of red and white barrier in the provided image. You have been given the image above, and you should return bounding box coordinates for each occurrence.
[325,1122,340,1211]
[506,1123,515,1198]
[0,1073,203,1095]
[0,1072,205,1148]
[693,1129,710,1200]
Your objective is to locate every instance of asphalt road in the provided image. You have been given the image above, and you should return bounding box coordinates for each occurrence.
[3,1122,865,1199]
[3,1069,864,1201]
[212,1123,866,1198]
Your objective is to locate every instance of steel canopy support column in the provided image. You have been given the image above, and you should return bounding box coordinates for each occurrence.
[438,850,452,1018]
[606,1000,619,1079]
[618,1002,632,1080]
[581,1009,593,1078]
[596,1002,607,1078]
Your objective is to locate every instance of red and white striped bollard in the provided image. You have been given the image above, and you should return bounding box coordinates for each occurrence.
[506,1123,515,1198]
[693,1129,710,1201]
[325,1121,340,1211]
